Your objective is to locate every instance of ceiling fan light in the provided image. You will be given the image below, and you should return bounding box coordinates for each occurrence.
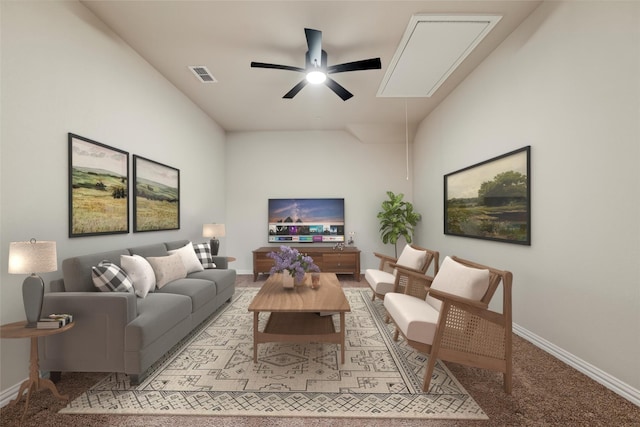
[306,70,326,84]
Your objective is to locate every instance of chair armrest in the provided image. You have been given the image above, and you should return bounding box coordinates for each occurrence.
[373,252,397,271]
[390,263,426,276]
[373,251,396,260]
[426,288,489,310]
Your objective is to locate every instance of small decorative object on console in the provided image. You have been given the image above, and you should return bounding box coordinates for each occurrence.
[311,272,321,289]
[267,246,320,284]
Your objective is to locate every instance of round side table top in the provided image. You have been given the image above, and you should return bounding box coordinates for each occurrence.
[0,320,75,339]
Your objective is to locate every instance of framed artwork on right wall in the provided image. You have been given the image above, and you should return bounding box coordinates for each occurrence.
[444,146,531,245]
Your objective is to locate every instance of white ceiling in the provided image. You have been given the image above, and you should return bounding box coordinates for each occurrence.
[81,1,541,143]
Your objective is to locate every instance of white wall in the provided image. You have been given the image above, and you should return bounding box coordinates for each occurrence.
[225,130,414,273]
[413,0,640,397]
[0,1,226,393]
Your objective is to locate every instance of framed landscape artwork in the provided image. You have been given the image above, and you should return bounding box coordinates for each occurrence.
[444,146,531,245]
[68,133,129,237]
[133,155,180,232]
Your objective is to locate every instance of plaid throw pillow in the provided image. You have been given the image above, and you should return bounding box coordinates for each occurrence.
[192,242,216,269]
[92,260,134,293]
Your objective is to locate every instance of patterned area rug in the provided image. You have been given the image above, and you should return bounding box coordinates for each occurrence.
[60,289,487,419]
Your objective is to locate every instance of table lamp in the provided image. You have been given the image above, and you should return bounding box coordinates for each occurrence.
[8,239,57,328]
[203,223,225,256]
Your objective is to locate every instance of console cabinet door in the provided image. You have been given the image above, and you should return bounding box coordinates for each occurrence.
[323,253,357,273]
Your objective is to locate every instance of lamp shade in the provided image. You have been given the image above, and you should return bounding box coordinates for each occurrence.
[203,223,226,238]
[8,240,57,274]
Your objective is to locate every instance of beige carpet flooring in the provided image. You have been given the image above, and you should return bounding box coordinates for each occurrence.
[2,275,639,426]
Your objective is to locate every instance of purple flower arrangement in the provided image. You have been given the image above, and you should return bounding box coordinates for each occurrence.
[267,246,320,283]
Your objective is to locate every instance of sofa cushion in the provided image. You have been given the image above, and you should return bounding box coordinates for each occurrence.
[426,256,490,311]
[187,268,236,294]
[91,261,134,293]
[168,242,205,274]
[120,254,156,298]
[62,249,131,292]
[128,243,168,258]
[126,293,192,350]
[156,278,217,313]
[192,242,216,269]
[146,253,187,289]
[164,240,190,251]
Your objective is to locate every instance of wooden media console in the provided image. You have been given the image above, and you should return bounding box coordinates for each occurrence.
[252,246,361,281]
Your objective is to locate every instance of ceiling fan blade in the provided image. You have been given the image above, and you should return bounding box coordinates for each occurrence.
[324,77,353,101]
[327,58,382,74]
[283,79,308,99]
[251,62,305,73]
[304,28,323,68]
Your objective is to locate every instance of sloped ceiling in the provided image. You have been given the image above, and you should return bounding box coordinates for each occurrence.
[81,1,541,143]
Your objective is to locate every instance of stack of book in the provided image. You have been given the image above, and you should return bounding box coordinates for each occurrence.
[36,314,73,329]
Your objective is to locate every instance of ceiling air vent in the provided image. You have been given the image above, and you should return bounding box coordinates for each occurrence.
[188,65,217,83]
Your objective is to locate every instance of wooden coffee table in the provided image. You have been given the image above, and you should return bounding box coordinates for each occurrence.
[248,272,351,363]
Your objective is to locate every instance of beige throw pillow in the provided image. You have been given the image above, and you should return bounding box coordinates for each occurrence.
[396,244,427,270]
[121,254,156,298]
[393,244,427,276]
[168,241,205,274]
[146,252,187,288]
[426,256,490,311]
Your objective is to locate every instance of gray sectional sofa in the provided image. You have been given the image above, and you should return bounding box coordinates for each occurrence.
[38,240,236,384]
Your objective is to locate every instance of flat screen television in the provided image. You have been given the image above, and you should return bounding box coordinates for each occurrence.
[268,198,345,243]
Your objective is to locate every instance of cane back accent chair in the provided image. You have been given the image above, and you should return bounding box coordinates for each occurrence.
[364,244,439,302]
[383,256,513,393]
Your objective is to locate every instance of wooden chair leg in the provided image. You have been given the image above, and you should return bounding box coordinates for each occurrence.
[393,328,400,341]
[371,291,376,301]
[504,371,512,394]
[422,355,438,392]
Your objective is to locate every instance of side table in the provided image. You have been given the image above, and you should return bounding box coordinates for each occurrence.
[0,320,75,420]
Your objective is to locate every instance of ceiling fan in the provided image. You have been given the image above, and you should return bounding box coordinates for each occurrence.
[251,28,382,101]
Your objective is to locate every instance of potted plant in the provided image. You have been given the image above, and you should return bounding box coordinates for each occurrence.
[377,191,422,257]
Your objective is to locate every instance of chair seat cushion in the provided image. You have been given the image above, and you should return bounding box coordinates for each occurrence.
[365,268,396,296]
[384,293,440,345]
[156,278,217,313]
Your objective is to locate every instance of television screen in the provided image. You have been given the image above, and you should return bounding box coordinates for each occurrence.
[268,198,345,243]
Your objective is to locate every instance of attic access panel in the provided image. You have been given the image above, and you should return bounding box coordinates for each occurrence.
[377,14,502,98]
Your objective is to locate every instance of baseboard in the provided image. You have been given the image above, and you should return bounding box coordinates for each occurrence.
[0,378,25,408]
[513,323,640,407]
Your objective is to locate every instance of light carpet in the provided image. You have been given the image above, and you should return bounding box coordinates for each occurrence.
[60,288,487,420]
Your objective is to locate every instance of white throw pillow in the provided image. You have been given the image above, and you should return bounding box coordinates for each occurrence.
[168,242,205,274]
[396,244,427,271]
[121,254,156,298]
[426,256,490,311]
[146,252,188,288]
